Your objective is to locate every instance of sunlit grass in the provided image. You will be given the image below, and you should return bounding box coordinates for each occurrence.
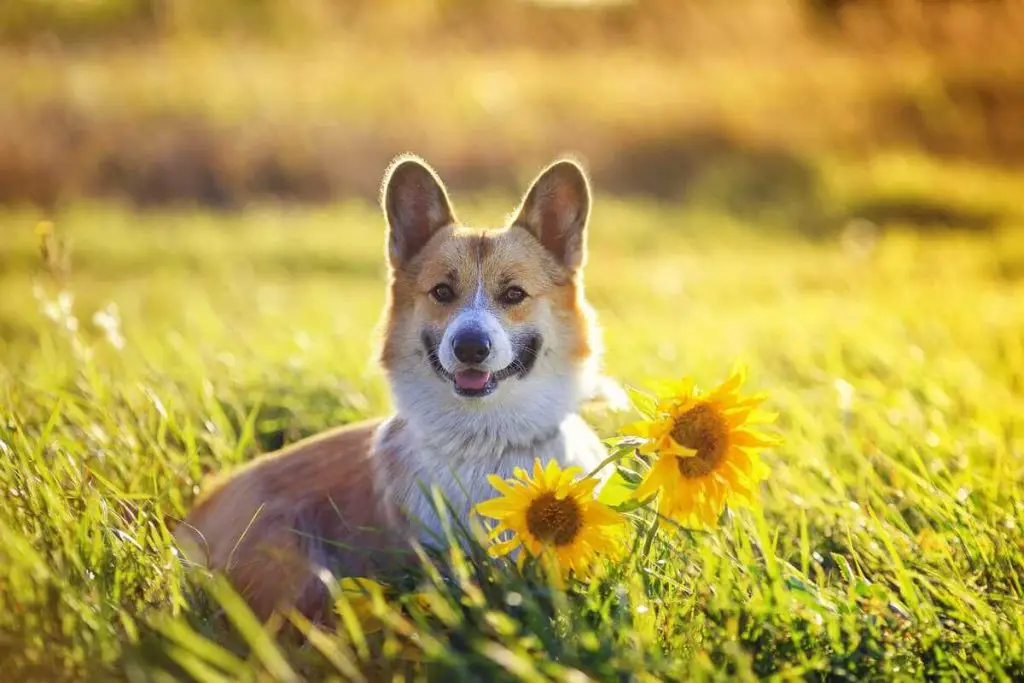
[1,186,1022,680]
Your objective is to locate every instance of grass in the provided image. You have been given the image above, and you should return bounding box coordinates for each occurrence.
[1,167,1023,681]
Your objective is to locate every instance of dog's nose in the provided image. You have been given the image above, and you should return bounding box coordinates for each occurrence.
[452,329,491,364]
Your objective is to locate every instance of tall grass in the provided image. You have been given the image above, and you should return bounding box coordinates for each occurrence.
[1,181,1022,679]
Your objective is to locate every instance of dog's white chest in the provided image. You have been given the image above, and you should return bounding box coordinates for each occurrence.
[376,414,607,546]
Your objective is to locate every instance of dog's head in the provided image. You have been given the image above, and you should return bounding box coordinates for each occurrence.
[378,155,601,437]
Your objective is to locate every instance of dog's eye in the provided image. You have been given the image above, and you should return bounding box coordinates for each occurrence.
[429,283,456,303]
[499,286,528,306]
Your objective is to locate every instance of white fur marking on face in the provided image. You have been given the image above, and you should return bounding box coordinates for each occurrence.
[472,276,487,309]
[438,274,514,372]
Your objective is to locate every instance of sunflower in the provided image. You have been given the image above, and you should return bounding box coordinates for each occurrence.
[621,365,779,528]
[475,459,626,579]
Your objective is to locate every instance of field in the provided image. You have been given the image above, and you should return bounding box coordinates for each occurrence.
[2,150,1024,681]
[4,0,1024,680]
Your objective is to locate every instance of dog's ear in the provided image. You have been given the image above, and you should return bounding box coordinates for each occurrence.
[512,158,591,270]
[382,155,457,268]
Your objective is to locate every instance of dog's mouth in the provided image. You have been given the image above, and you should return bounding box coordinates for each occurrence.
[452,368,493,394]
[422,332,542,398]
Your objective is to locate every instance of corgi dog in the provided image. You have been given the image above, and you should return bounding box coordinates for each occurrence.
[175,155,612,622]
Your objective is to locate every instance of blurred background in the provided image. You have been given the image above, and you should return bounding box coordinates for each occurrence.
[2,0,1023,212]
[3,0,1024,399]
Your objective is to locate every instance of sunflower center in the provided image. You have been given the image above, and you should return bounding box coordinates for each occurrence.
[525,492,583,546]
[671,401,729,478]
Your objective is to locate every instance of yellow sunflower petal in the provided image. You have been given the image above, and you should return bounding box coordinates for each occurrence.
[668,484,693,506]
[487,522,512,540]
[637,441,659,455]
[728,446,753,470]
[744,409,779,424]
[584,503,626,527]
[664,439,699,458]
[634,474,663,501]
[573,476,600,498]
[749,456,770,480]
[731,430,781,448]
[533,459,546,484]
[727,479,756,504]
[543,459,561,486]
[485,474,520,496]
[722,404,756,425]
[487,538,521,558]
[475,497,519,519]
[555,467,584,498]
[693,505,719,527]
[634,454,675,499]
[723,363,748,390]
[618,420,654,438]
[729,393,769,409]
[659,491,685,520]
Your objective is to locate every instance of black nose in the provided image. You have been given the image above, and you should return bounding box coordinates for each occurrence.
[452,329,492,364]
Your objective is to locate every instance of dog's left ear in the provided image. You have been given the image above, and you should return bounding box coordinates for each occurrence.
[512,159,591,270]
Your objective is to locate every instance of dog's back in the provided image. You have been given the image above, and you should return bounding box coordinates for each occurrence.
[175,419,405,620]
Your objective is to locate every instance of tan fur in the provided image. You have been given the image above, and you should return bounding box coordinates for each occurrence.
[175,156,610,623]
[175,419,411,620]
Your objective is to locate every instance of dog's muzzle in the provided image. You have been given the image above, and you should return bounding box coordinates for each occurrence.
[422,331,542,398]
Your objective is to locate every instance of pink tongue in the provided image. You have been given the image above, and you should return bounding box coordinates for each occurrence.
[455,370,492,391]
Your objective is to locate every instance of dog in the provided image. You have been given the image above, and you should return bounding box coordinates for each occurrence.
[174,155,613,622]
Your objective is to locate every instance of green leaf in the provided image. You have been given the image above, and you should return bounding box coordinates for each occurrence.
[597,468,635,506]
[625,385,658,418]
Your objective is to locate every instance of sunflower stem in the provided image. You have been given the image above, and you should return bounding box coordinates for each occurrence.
[642,516,660,559]
[584,445,636,480]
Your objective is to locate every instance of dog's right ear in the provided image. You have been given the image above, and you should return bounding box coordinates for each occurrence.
[381,155,457,268]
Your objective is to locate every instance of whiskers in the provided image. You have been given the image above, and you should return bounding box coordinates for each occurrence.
[493,334,542,381]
